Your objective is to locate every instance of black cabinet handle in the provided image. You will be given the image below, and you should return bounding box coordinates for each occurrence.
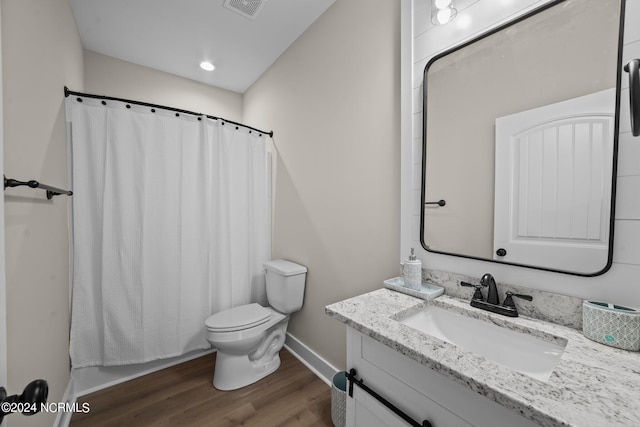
[425,199,446,207]
[346,369,432,427]
[496,248,507,257]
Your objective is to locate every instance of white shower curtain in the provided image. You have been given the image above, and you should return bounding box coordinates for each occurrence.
[66,97,270,368]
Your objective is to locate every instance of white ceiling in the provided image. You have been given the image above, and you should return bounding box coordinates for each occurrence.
[70,0,336,94]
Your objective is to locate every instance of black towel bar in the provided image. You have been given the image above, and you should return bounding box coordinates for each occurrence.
[4,175,73,199]
[346,368,432,427]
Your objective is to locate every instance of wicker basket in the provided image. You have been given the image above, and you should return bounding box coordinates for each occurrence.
[331,371,346,427]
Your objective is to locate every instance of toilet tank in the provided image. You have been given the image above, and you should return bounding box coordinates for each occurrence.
[264,260,307,314]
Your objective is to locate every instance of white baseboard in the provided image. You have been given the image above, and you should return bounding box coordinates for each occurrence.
[284,332,339,387]
[52,376,76,427]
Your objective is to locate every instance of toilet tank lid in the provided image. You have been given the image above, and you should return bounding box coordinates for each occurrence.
[264,259,307,276]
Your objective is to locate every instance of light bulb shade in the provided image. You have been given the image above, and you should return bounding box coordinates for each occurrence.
[434,0,452,9]
[431,0,457,25]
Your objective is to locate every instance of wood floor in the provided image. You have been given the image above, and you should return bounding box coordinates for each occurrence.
[70,349,333,426]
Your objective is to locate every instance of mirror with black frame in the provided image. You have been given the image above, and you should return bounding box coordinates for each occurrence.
[421,0,624,276]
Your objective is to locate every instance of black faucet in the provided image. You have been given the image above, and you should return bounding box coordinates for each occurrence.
[481,273,499,305]
[461,274,532,318]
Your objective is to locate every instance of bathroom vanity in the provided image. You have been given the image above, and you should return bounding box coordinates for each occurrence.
[345,328,538,427]
[326,289,640,427]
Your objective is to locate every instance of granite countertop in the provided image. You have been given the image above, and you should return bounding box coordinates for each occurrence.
[325,288,640,427]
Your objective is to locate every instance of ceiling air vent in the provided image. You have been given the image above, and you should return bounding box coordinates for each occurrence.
[223,0,268,20]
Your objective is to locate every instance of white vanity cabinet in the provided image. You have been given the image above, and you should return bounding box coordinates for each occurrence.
[346,327,539,427]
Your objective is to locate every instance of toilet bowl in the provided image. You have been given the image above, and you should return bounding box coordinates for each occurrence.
[205,260,307,390]
[206,304,288,390]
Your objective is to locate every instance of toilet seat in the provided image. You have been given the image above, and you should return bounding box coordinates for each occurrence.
[205,303,272,332]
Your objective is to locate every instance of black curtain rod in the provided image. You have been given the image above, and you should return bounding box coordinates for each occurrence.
[64,87,274,138]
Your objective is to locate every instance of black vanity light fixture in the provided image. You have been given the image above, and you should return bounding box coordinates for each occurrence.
[431,0,458,25]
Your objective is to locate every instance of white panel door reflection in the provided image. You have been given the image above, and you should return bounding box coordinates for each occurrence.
[494,89,615,273]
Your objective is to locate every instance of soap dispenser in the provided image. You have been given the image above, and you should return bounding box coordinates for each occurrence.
[403,248,422,290]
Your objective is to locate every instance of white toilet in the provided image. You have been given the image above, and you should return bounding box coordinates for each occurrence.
[205,259,307,391]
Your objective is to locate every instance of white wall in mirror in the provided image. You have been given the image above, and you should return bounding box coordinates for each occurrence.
[401,0,640,306]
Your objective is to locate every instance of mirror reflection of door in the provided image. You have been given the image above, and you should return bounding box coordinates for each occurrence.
[493,89,615,272]
[421,0,622,275]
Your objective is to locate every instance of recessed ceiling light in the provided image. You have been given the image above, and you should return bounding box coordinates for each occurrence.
[200,61,215,71]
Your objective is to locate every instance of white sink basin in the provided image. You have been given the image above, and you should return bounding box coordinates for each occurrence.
[399,305,566,381]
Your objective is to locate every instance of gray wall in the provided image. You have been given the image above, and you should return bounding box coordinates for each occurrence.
[84,50,243,122]
[2,0,83,426]
[243,0,402,369]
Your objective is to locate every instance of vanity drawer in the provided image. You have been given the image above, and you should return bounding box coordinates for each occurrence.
[347,328,538,427]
